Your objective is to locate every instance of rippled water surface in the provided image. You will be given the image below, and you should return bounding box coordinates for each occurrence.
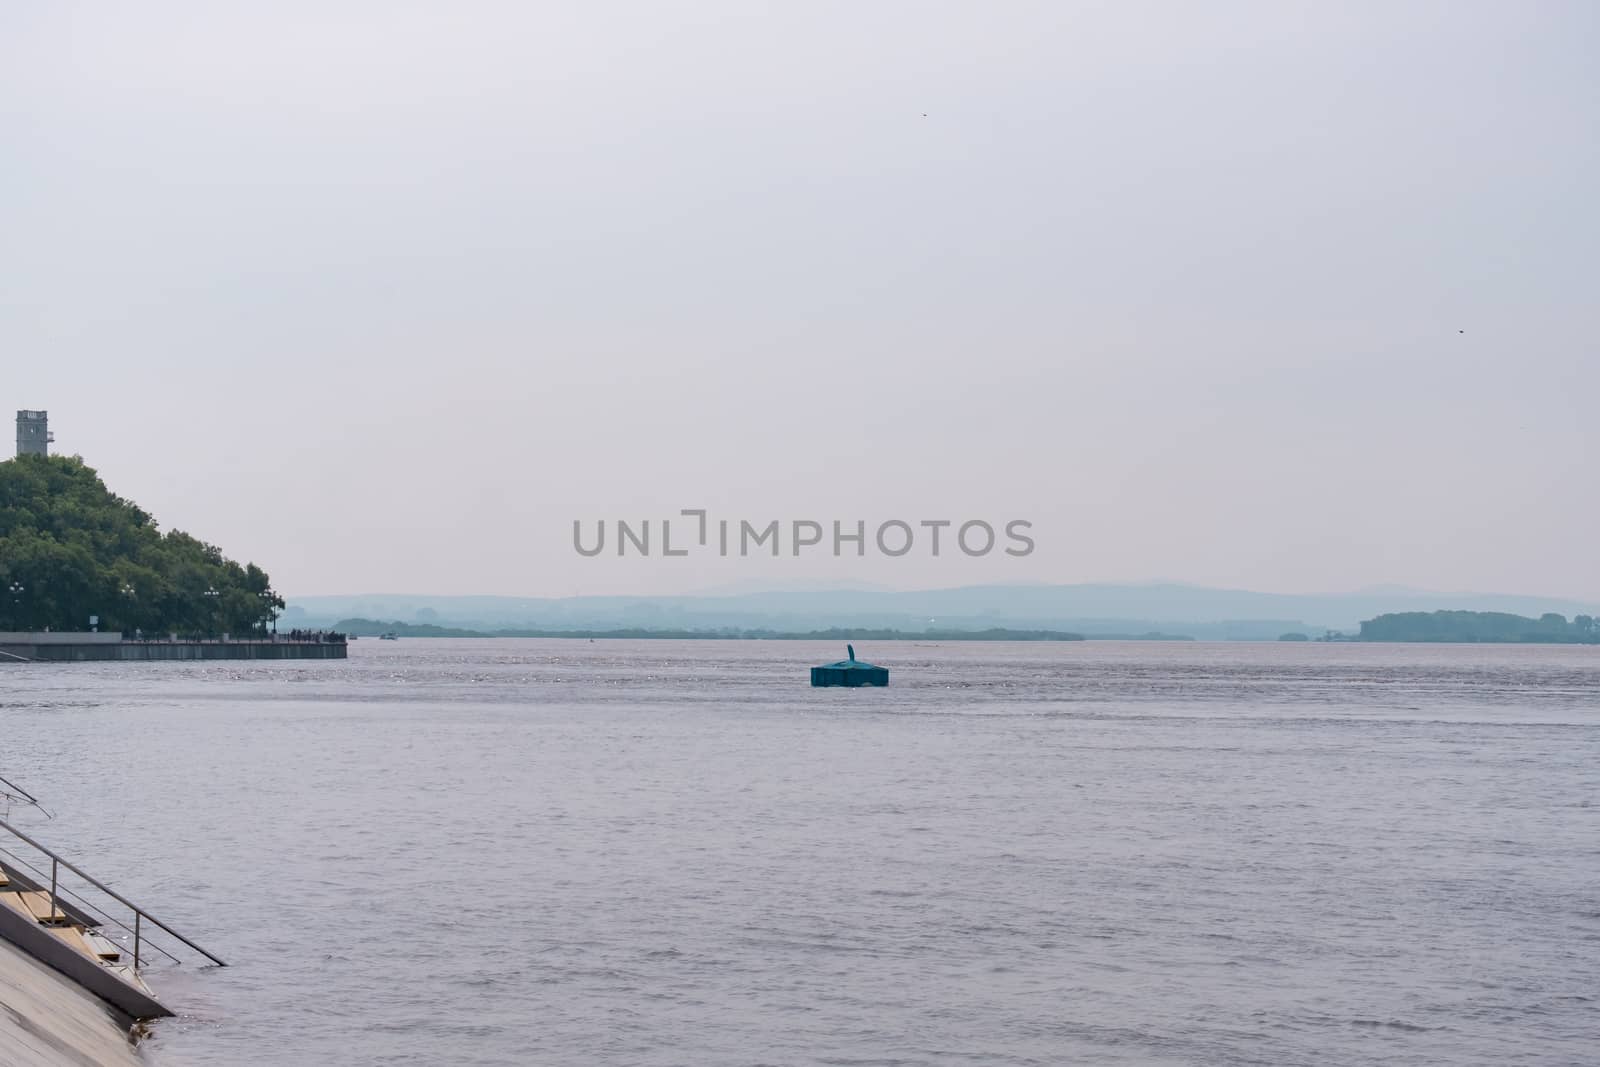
[2,640,1597,1065]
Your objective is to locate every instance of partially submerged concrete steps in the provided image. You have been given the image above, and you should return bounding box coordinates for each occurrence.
[0,816,226,1031]
[0,864,171,1019]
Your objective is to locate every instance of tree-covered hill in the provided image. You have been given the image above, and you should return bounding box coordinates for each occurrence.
[0,454,283,635]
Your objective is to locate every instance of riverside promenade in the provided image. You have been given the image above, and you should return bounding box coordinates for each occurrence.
[0,632,347,662]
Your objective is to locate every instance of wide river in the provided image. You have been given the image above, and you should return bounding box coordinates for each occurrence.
[2,640,1596,1065]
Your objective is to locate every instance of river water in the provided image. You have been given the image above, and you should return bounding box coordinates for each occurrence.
[1,640,1596,1065]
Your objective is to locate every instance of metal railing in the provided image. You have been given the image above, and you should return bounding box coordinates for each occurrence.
[0,841,182,967]
[119,640,265,646]
[0,818,226,970]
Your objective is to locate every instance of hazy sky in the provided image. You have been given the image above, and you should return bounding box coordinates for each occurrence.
[4,2,1596,598]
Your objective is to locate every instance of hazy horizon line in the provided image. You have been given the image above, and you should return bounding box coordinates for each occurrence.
[281,579,1600,604]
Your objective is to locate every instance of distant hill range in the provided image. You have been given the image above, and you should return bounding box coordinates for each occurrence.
[334,620,1098,641]
[280,583,1600,641]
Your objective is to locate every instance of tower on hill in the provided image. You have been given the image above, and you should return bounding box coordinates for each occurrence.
[15,411,51,457]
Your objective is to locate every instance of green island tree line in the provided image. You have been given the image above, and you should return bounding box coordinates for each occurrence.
[1359,611,1599,643]
[0,454,284,636]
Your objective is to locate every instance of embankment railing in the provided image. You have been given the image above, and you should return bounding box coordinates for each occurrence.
[0,818,226,970]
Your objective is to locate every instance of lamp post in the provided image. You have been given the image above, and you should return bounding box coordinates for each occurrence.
[203,586,220,639]
[7,582,22,632]
[120,583,136,638]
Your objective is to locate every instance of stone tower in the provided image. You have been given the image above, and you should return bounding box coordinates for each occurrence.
[15,411,51,457]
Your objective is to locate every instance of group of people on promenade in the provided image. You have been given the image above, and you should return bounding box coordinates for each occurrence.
[281,629,347,644]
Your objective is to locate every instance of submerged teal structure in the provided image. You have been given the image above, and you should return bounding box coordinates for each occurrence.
[810,644,888,687]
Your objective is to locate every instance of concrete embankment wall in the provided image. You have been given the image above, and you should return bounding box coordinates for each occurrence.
[0,938,142,1067]
[0,640,346,662]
